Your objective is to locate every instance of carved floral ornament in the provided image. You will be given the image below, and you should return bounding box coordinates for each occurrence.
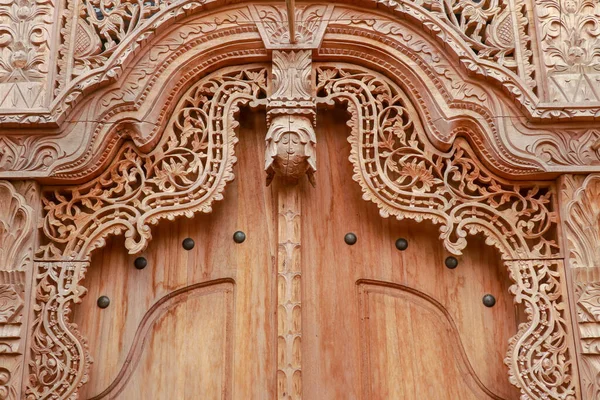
[26,59,579,399]
[1,0,600,126]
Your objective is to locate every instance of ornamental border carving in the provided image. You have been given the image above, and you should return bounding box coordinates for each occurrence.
[1,0,599,126]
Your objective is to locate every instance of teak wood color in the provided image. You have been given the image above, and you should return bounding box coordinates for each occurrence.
[1,0,600,399]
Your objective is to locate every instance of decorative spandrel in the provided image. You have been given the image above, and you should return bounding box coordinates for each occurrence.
[38,66,267,260]
[315,65,559,260]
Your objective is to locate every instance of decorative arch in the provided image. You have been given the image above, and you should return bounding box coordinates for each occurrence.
[17,2,583,398]
[26,54,581,399]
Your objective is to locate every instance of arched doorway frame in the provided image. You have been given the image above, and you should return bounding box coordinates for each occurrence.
[20,2,580,399]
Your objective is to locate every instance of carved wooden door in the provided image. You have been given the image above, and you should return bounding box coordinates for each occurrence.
[68,110,521,400]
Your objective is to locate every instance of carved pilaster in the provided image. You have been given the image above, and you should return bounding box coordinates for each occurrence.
[0,180,40,399]
[276,186,302,399]
[560,174,600,399]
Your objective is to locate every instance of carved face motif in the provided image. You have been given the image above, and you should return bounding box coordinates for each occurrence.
[276,131,305,159]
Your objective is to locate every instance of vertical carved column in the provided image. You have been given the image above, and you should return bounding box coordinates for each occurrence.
[277,186,302,399]
[267,49,315,400]
[560,174,600,399]
[0,180,40,399]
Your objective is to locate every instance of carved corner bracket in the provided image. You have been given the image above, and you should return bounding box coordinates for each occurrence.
[314,64,579,399]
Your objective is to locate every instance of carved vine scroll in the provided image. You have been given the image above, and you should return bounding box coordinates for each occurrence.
[315,64,577,399]
[27,65,268,398]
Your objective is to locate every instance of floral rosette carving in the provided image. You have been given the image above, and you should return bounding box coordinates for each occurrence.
[505,260,576,400]
[315,65,559,259]
[39,66,267,260]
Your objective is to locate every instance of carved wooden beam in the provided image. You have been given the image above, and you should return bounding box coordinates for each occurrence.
[266,50,316,186]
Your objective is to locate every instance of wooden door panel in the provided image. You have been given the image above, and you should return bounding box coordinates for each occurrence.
[359,281,505,400]
[90,281,233,399]
[301,108,521,400]
[71,110,277,399]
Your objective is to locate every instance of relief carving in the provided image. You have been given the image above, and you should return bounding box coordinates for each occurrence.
[561,174,600,400]
[0,181,39,400]
[316,64,577,399]
[537,0,600,102]
[266,50,316,186]
[0,0,52,109]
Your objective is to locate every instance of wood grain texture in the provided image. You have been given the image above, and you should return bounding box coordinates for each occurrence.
[300,108,521,400]
[71,109,277,400]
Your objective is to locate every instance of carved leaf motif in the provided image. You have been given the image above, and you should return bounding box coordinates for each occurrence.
[39,66,267,260]
[577,283,600,323]
[316,65,558,259]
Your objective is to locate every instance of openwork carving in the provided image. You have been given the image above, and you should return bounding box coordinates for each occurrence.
[316,64,576,399]
[371,0,536,90]
[506,260,576,400]
[39,66,267,260]
[28,66,267,398]
[26,261,90,400]
[315,65,559,260]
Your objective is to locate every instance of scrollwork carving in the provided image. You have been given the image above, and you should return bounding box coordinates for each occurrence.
[315,65,559,259]
[505,260,577,400]
[316,64,577,399]
[28,66,267,398]
[39,66,267,259]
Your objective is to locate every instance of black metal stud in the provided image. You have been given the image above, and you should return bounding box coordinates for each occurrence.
[233,231,246,244]
[97,296,110,309]
[482,294,496,308]
[345,233,357,245]
[134,257,147,270]
[445,256,458,269]
[182,238,195,250]
[395,238,408,251]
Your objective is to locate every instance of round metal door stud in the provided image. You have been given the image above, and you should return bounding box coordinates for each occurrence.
[344,233,357,245]
[445,256,458,269]
[233,231,246,244]
[482,294,496,308]
[134,257,147,270]
[395,238,408,251]
[182,238,195,250]
[97,296,110,309]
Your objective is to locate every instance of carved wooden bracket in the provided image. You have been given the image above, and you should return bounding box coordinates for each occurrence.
[266,50,316,187]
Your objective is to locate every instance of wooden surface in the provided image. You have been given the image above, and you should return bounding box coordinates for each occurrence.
[71,108,520,399]
[72,110,277,399]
